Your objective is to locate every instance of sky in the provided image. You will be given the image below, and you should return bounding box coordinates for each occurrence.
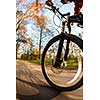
[16,0,83,50]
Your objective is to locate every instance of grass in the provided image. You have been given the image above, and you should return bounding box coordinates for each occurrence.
[23,57,78,69]
[67,59,78,69]
[25,58,41,64]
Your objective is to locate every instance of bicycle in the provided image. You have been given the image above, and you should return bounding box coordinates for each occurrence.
[41,1,83,91]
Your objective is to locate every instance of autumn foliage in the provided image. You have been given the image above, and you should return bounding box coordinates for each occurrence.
[16,0,49,59]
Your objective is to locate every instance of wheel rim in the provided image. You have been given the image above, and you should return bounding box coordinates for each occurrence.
[43,39,83,88]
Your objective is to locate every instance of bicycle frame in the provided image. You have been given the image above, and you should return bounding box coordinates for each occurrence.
[45,3,82,68]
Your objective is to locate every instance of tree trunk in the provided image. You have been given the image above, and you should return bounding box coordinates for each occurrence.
[39,29,42,59]
[16,42,20,59]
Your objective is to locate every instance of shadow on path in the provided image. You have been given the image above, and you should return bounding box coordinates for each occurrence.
[16,77,61,100]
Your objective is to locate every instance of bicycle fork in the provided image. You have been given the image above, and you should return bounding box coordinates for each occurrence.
[54,21,71,68]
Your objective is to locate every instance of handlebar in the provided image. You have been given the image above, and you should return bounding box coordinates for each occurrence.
[45,0,70,19]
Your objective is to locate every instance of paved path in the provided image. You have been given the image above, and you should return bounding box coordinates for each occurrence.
[16,60,83,100]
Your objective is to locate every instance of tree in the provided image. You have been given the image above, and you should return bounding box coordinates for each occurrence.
[34,15,49,59]
[16,0,58,59]
[16,0,45,58]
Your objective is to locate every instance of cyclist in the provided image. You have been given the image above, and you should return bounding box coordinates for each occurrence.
[46,0,83,25]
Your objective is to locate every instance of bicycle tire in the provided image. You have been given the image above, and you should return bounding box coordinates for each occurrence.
[42,33,83,91]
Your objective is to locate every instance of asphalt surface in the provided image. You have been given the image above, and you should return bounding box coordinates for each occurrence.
[16,60,83,100]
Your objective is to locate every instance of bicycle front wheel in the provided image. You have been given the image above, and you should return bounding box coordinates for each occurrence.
[42,34,83,91]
